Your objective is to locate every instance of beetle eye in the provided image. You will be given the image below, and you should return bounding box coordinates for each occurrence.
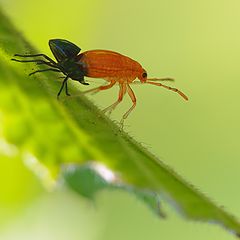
[142,72,147,78]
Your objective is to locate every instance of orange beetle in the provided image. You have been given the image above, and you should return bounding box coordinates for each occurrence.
[79,50,188,124]
[12,39,188,125]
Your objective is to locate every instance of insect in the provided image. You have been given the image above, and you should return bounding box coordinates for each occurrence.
[12,39,188,124]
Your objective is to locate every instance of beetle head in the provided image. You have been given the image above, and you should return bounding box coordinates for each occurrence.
[138,68,148,83]
[49,39,81,62]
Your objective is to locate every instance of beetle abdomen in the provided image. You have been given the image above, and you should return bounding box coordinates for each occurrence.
[78,50,142,79]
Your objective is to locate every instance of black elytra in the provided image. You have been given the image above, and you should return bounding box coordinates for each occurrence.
[11,39,89,97]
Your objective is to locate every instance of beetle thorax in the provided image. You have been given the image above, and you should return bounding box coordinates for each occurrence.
[57,58,86,80]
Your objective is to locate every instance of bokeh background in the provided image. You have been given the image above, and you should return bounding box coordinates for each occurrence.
[0,0,240,239]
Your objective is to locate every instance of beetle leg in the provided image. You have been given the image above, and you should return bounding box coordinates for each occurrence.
[11,58,57,68]
[13,54,56,64]
[57,76,69,98]
[29,68,61,76]
[120,84,136,125]
[108,84,127,115]
[65,81,71,96]
[146,81,188,100]
[36,61,59,68]
[82,81,115,94]
[102,83,126,115]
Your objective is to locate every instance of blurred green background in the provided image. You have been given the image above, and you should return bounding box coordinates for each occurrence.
[0,0,240,239]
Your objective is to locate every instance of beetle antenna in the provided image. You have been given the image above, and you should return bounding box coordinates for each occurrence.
[146,81,188,100]
[147,77,174,82]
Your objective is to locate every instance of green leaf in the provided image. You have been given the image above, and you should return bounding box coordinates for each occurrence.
[0,7,240,238]
[63,163,166,218]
